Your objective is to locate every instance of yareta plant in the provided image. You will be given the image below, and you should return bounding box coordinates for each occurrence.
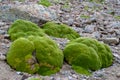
[7,38,39,74]
[7,36,64,75]
[63,37,113,75]
[42,21,80,40]
[8,19,46,41]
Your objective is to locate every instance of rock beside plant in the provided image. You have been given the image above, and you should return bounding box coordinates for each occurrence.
[63,37,113,75]
[42,22,80,40]
[7,36,64,75]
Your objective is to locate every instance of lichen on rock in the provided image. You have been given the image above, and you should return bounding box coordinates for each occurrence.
[7,36,63,75]
[8,19,46,41]
[63,37,113,75]
[42,21,80,40]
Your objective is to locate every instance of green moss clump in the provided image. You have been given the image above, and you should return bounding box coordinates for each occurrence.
[38,0,52,7]
[42,22,80,40]
[63,37,113,75]
[8,19,46,41]
[28,36,63,75]
[7,36,63,75]
[7,38,39,74]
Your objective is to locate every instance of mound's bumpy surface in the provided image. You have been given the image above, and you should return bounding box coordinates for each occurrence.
[42,22,80,40]
[63,37,113,75]
[7,36,63,75]
[8,19,46,41]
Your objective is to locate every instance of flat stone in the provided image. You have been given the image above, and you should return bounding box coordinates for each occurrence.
[92,31,101,38]
[0,30,6,35]
[67,18,74,26]
[110,22,120,29]
[84,25,96,33]
[116,72,120,78]
[99,38,119,45]
[0,52,6,61]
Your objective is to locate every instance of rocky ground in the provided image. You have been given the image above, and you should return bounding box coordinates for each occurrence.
[0,0,120,80]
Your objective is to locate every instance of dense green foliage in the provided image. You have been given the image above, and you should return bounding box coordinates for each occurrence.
[8,19,46,41]
[63,37,113,75]
[42,22,80,40]
[7,38,39,74]
[7,19,113,76]
[7,36,63,75]
[28,36,63,75]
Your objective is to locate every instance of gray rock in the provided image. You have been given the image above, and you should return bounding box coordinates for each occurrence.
[84,25,96,33]
[0,52,6,61]
[113,53,120,64]
[116,72,120,78]
[110,22,120,29]
[0,30,5,34]
[60,77,69,80]
[99,38,119,45]
[0,4,58,23]
[67,18,74,25]
[115,29,120,35]
[0,21,6,26]
[92,31,101,38]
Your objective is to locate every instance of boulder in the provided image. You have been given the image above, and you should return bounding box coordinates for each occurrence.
[0,4,58,23]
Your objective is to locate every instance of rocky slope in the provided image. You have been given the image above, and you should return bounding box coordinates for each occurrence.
[0,0,120,80]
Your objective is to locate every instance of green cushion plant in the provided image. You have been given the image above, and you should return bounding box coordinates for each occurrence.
[7,38,39,74]
[7,36,63,75]
[63,37,113,75]
[8,19,46,41]
[42,22,80,40]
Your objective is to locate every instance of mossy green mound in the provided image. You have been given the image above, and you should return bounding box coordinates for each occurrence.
[8,19,46,41]
[63,37,113,75]
[42,22,80,40]
[28,36,63,75]
[7,38,39,74]
[7,36,63,75]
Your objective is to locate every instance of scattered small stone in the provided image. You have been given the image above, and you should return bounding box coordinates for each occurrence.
[116,72,120,78]
[67,18,74,26]
[92,31,101,38]
[21,75,29,80]
[0,52,6,61]
[16,71,23,75]
[0,21,6,26]
[84,25,96,33]
[72,74,78,79]
[0,30,5,34]
[99,38,119,45]
[68,76,72,80]
[110,22,120,29]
